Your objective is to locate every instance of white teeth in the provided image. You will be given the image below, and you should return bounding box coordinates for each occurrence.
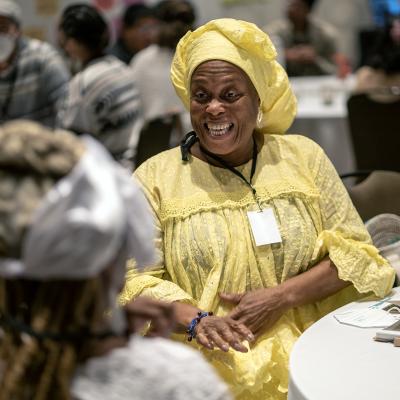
[208,123,230,130]
[207,123,232,136]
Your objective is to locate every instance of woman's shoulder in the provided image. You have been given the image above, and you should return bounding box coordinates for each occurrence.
[264,134,323,158]
[129,336,231,399]
[261,134,325,177]
[135,146,181,170]
[134,146,194,184]
[72,335,231,400]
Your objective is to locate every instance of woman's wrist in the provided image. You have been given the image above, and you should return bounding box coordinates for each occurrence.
[267,284,294,313]
[187,311,213,341]
[171,301,202,332]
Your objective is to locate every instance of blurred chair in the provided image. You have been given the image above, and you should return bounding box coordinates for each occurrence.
[365,213,400,283]
[135,114,180,167]
[346,92,400,172]
[344,170,400,221]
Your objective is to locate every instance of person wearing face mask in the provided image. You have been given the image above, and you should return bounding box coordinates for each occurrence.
[0,0,70,127]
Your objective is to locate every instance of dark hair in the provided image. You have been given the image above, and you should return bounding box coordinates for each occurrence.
[59,4,109,54]
[366,19,400,74]
[123,3,154,27]
[154,0,195,49]
[301,0,317,10]
[155,0,195,24]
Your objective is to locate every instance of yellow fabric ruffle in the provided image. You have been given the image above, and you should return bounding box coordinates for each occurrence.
[121,134,395,399]
[171,18,297,135]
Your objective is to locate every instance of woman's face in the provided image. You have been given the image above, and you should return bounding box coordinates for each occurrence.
[190,60,259,165]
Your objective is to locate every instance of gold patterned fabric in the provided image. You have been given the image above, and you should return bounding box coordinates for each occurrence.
[171,18,297,135]
[121,135,395,399]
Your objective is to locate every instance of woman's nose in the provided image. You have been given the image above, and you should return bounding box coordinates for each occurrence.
[206,98,224,115]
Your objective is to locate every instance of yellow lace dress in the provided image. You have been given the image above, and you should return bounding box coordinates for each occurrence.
[121,134,394,400]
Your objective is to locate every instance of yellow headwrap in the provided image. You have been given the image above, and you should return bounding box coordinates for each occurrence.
[171,18,297,134]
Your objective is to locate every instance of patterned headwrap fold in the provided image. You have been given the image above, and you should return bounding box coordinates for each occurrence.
[171,18,297,134]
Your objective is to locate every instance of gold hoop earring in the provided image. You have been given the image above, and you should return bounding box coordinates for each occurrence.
[256,108,263,128]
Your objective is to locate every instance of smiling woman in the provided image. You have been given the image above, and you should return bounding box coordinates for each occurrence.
[121,18,395,400]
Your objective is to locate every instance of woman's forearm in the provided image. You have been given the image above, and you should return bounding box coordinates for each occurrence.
[279,257,350,311]
[172,301,202,332]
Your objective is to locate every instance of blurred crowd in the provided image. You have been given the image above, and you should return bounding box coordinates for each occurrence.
[0,0,399,399]
[0,0,399,168]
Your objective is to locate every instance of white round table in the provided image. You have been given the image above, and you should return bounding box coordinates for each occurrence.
[288,288,400,400]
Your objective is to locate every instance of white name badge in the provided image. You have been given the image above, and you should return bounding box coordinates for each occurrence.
[247,208,282,246]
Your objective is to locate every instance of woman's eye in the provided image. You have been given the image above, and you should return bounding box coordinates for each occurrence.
[193,92,208,102]
[225,91,239,101]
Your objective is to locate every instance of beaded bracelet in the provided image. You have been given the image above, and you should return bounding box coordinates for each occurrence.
[186,311,213,341]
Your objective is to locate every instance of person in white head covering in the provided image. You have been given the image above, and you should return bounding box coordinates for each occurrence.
[0,120,232,400]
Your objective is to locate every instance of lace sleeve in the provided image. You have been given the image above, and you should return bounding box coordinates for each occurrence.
[119,164,195,305]
[312,147,395,297]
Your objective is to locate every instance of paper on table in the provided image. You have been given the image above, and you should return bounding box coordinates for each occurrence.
[334,298,400,328]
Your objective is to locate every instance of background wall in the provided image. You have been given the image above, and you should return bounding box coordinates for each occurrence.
[17,0,374,66]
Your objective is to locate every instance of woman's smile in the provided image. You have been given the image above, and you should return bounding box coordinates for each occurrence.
[205,122,234,137]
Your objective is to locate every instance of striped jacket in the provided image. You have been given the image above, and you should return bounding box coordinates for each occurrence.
[0,37,70,127]
[57,55,142,159]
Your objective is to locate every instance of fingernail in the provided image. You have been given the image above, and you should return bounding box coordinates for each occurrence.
[222,344,229,352]
[247,333,255,342]
[233,342,242,351]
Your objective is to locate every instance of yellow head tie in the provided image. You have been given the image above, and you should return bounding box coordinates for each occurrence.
[171,18,297,135]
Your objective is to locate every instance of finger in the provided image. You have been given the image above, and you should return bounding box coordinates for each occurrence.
[130,316,148,334]
[196,332,214,350]
[230,320,255,342]
[208,330,230,352]
[148,318,173,337]
[150,311,175,337]
[211,322,249,353]
[219,292,243,304]
[225,331,248,352]
[125,300,175,337]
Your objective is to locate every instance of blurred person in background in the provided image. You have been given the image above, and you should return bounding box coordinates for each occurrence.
[108,3,159,65]
[355,15,400,101]
[130,0,196,147]
[57,4,142,170]
[0,120,232,400]
[0,0,69,126]
[264,0,341,77]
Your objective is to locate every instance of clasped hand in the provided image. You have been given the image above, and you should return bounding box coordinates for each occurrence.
[195,314,254,353]
[194,287,287,353]
[220,287,287,335]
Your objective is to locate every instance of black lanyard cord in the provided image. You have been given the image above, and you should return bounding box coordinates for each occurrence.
[199,137,262,210]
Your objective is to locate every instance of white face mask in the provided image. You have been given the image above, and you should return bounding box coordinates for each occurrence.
[0,34,16,63]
